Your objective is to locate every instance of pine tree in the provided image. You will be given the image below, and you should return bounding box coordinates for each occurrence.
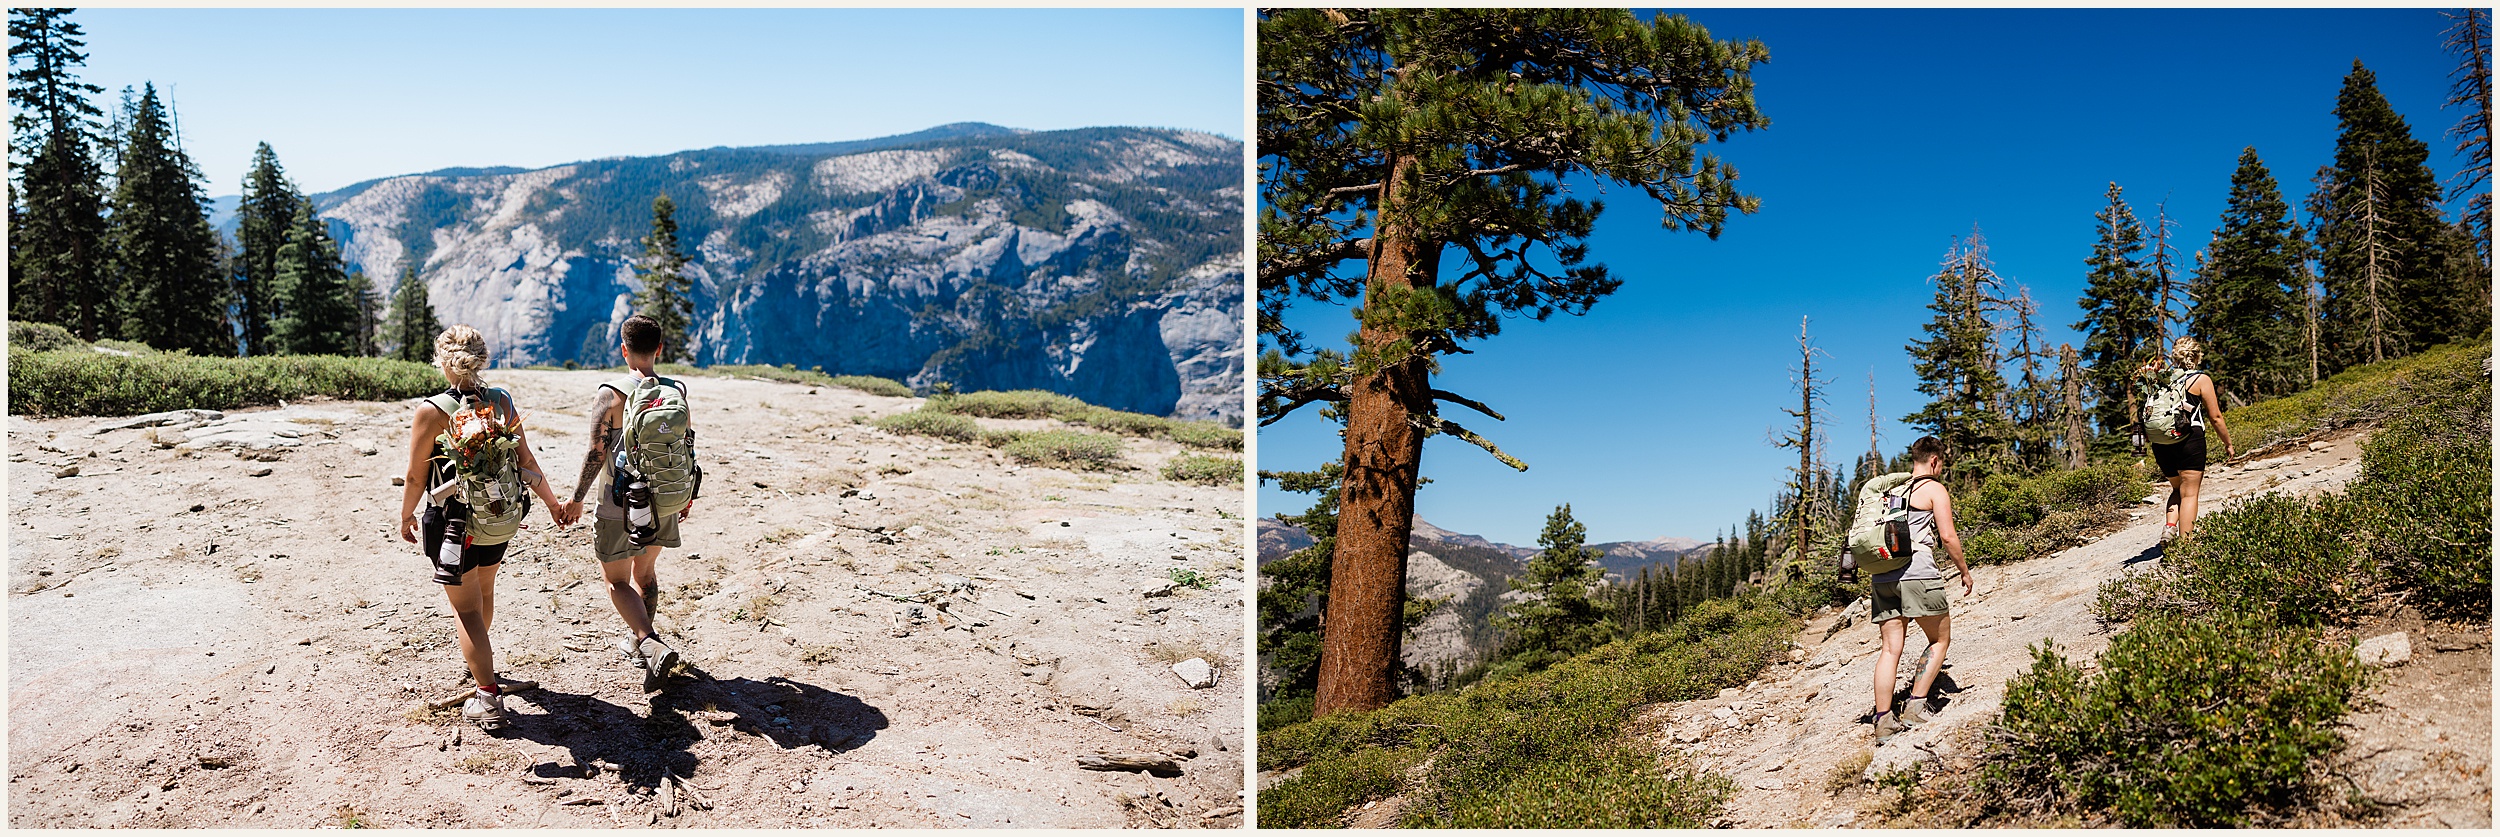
[1905,231,2013,477]
[2187,148,2308,402]
[2058,343,2089,469]
[631,193,695,362]
[270,198,359,356]
[346,269,381,357]
[1258,8,1768,716]
[9,8,114,339]
[1493,505,1613,674]
[2312,61,2476,372]
[105,84,226,355]
[2074,183,2160,438]
[387,265,442,363]
[1256,464,1345,717]
[231,142,302,356]
[2003,288,2061,473]
[2445,8,2493,266]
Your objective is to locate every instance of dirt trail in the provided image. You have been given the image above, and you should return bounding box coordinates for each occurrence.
[7,369,1246,828]
[1642,429,2489,827]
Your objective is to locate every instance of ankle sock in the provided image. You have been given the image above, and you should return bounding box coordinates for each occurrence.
[478,683,500,696]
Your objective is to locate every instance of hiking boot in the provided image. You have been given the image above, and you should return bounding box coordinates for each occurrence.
[2160,523,2178,544]
[462,690,508,730]
[638,635,679,690]
[1873,710,1905,741]
[1898,696,1940,725]
[618,636,647,669]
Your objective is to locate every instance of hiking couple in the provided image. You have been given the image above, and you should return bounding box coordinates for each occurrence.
[394,315,701,731]
[1850,338,2234,740]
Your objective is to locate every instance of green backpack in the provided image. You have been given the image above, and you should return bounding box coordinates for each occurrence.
[2140,369,2205,445]
[613,375,699,518]
[426,387,529,547]
[1844,472,1935,577]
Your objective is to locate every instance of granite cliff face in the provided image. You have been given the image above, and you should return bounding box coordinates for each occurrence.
[308,124,1243,423]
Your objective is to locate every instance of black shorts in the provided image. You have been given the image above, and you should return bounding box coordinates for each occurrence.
[2150,428,2208,478]
[422,502,508,583]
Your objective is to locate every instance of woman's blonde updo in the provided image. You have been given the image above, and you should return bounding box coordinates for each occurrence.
[2170,336,2204,369]
[433,325,490,390]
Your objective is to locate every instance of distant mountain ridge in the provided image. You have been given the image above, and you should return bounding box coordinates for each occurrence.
[230,123,1244,423]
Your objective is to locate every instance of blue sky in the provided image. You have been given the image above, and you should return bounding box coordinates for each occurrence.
[1258,8,2483,547]
[69,8,1244,195]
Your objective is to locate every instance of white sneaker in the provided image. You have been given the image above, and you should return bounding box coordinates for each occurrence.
[2160,523,2178,544]
[461,690,508,730]
[619,636,647,669]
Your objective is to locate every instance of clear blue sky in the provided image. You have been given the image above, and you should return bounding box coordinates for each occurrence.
[69,8,1244,195]
[1259,8,2483,548]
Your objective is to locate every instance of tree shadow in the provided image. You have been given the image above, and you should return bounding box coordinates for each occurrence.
[493,667,889,790]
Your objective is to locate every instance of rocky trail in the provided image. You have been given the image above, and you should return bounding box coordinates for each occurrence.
[7,369,1246,828]
[1643,428,2490,828]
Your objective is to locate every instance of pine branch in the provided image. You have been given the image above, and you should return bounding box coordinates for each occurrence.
[1430,417,1528,471]
[1429,389,1506,421]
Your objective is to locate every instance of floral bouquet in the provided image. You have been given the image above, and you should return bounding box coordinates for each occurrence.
[437,399,522,475]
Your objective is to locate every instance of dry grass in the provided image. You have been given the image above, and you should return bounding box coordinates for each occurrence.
[1827,749,1873,795]
[798,645,841,665]
[455,751,517,775]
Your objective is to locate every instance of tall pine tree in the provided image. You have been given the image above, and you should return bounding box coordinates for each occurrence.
[9,9,114,339]
[2311,61,2477,371]
[1258,8,1767,716]
[346,269,382,357]
[2075,182,2160,439]
[387,265,442,363]
[105,84,226,355]
[2187,148,2308,403]
[270,198,359,356]
[1905,231,2013,478]
[1492,504,1613,675]
[631,193,695,362]
[231,142,302,356]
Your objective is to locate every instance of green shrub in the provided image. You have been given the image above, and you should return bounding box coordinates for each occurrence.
[1965,476,2045,529]
[874,410,981,443]
[1258,746,1425,828]
[8,349,443,416]
[2340,389,2491,621]
[1161,454,1240,485]
[921,387,1242,450]
[1258,595,1793,827]
[827,375,912,398]
[929,388,1089,419]
[999,430,1123,470]
[2160,493,2366,627]
[1986,614,2368,827]
[8,321,83,352]
[2217,337,2489,464]
[1962,529,2030,566]
[1442,744,1732,828]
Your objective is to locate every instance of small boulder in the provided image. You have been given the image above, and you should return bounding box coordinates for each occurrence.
[55,464,78,478]
[1171,658,1216,689]
[247,466,274,477]
[350,439,379,456]
[2308,441,2332,452]
[2356,632,2411,667]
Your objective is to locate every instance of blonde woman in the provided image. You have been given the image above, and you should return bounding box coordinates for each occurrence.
[2136,337,2235,542]
[397,325,569,730]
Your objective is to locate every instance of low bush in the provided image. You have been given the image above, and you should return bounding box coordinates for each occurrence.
[1985,614,2368,827]
[1258,595,1793,827]
[2216,337,2489,464]
[874,410,981,443]
[2157,493,2365,627]
[998,430,1123,470]
[2337,373,2492,622]
[1161,454,1240,486]
[703,363,913,398]
[9,321,84,352]
[9,348,443,416]
[1952,462,2149,565]
[922,387,1241,451]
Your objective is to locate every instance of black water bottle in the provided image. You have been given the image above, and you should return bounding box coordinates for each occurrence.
[435,508,469,585]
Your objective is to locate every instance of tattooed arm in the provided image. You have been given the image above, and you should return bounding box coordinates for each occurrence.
[568,386,623,511]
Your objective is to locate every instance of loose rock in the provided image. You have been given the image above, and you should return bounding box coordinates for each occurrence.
[1171,658,1216,689]
[248,466,274,477]
[55,465,78,478]
[2308,441,2332,452]
[2356,632,2412,667]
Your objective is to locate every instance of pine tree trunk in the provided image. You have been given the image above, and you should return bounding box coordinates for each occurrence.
[1314,154,1437,718]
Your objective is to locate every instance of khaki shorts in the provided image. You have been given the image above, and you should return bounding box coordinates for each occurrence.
[593,511,683,563]
[1872,578,1951,622]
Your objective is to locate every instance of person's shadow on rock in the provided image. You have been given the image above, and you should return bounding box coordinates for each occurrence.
[491,668,889,789]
